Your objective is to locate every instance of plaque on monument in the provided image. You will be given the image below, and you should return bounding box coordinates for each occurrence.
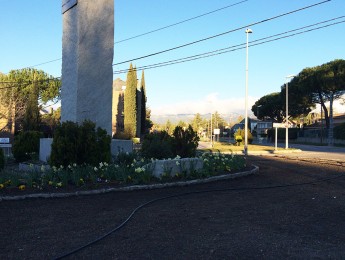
[62,0,78,14]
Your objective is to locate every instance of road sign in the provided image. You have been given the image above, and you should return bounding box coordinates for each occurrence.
[273,123,285,128]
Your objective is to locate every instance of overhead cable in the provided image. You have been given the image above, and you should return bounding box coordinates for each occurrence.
[115,0,249,44]
[113,16,345,74]
[112,0,331,66]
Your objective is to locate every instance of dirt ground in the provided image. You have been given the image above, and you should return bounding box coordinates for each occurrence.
[1,155,345,259]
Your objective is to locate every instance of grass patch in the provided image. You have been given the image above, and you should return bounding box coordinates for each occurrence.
[199,142,290,153]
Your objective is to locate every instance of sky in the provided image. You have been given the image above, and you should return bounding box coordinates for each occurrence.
[1,0,345,118]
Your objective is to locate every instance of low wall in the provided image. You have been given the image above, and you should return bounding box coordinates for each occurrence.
[146,158,203,178]
[111,139,133,155]
[39,138,53,162]
[296,137,345,145]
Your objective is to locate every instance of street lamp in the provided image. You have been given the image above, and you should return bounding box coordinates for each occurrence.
[257,105,262,119]
[256,105,262,138]
[285,74,295,149]
[244,28,252,155]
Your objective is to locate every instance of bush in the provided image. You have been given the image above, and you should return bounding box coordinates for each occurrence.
[334,123,345,140]
[12,131,42,162]
[0,148,4,171]
[141,131,174,159]
[141,126,200,159]
[235,135,242,146]
[234,129,253,144]
[172,125,200,158]
[49,120,111,167]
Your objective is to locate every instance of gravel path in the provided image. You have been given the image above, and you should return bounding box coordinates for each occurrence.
[1,155,345,259]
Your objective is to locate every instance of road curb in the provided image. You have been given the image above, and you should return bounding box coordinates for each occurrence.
[0,165,259,201]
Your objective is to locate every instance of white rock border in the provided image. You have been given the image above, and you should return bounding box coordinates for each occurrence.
[0,165,259,201]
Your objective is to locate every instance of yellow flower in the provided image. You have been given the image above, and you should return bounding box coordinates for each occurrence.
[18,185,26,190]
[57,182,62,187]
[48,181,53,185]
[0,184,4,189]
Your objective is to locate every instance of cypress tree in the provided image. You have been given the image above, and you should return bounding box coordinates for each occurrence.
[140,70,147,134]
[124,63,137,138]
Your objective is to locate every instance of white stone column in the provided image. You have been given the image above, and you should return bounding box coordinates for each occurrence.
[61,0,114,135]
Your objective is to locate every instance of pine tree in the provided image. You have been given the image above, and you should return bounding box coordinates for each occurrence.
[140,70,147,134]
[124,64,137,138]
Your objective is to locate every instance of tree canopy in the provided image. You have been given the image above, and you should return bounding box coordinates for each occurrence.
[0,68,60,133]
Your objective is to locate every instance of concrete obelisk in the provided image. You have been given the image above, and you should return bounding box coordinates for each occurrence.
[61,0,114,135]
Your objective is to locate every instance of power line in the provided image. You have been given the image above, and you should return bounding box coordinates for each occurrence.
[13,1,249,71]
[112,0,331,66]
[115,0,249,44]
[113,17,345,74]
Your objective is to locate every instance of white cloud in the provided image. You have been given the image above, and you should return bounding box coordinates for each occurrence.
[151,93,259,116]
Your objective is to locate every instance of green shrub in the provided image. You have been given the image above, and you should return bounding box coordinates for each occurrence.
[172,125,200,158]
[12,131,42,162]
[141,131,174,159]
[49,120,111,167]
[0,148,4,171]
[234,129,253,144]
[235,135,242,145]
[334,123,345,140]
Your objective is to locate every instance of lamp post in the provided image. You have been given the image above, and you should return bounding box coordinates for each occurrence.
[256,105,262,138]
[244,28,252,155]
[285,74,295,149]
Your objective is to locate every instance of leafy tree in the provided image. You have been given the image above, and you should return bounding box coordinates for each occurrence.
[191,113,205,135]
[0,68,60,134]
[252,92,284,121]
[124,64,137,138]
[164,120,175,134]
[291,59,345,145]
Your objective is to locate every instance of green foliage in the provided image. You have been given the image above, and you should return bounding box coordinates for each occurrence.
[234,128,253,144]
[114,151,137,166]
[201,152,246,175]
[0,68,60,133]
[23,82,40,131]
[235,135,242,145]
[140,70,147,134]
[334,123,345,140]
[141,131,174,159]
[49,120,111,167]
[0,148,4,171]
[252,92,284,121]
[172,125,200,158]
[124,63,138,138]
[12,131,42,162]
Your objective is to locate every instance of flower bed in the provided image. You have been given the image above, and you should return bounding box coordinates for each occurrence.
[0,152,246,195]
